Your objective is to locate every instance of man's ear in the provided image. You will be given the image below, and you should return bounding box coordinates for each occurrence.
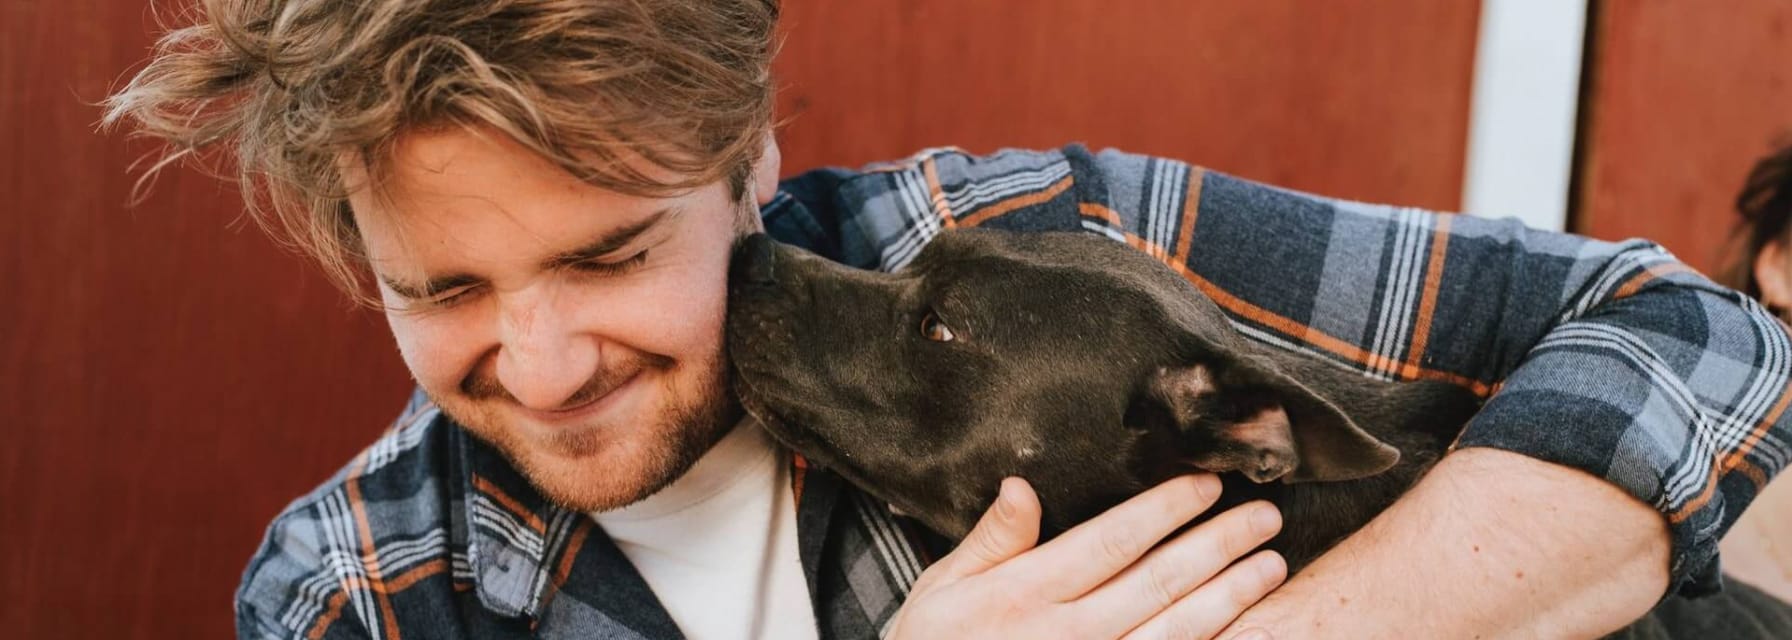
[1755,238,1792,314]
[1147,359,1399,484]
[753,132,782,207]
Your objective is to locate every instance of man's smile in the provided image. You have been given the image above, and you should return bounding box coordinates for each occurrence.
[512,369,649,431]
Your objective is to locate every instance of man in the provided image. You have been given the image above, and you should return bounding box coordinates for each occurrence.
[104,1,1788,638]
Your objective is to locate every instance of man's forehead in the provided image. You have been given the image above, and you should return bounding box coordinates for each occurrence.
[353,130,671,218]
[344,130,558,207]
[343,124,700,198]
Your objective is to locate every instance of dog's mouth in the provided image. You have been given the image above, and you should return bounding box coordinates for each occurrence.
[731,367,897,503]
[725,295,815,457]
[727,363,848,469]
[731,370,828,463]
[726,233,834,463]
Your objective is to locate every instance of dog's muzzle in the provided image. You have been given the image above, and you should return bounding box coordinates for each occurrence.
[731,233,779,288]
[727,232,799,366]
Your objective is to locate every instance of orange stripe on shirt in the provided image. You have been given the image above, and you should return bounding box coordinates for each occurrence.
[1729,377,1792,465]
[1670,374,1792,523]
[345,454,403,639]
[386,558,448,592]
[532,517,596,624]
[315,401,440,639]
[552,519,594,587]
[1172,167,1206,263]
[1669,467,1723,525]
[472,475,548,533]
[1079,201,1124,227]
[790,453,809,505]
[1613,263,1696,300]
[923,156,957,229]
[1079,202,1490,395]
[958,175,1074,228]
[1737,458,1769,491]
[1399,215,1454,379]
[306,590,350,640]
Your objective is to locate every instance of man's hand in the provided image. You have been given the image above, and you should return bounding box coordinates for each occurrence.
[888,475,1284,640]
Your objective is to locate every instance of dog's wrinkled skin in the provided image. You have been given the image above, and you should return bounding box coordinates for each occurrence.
[726,229,1479,570]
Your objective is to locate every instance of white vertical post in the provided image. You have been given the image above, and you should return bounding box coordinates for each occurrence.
[1460,0,1589,231]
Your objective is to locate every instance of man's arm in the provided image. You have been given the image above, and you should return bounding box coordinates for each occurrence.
[1088,148,1788,634]
[773,144,1792,634]
[1226,448,1669,637]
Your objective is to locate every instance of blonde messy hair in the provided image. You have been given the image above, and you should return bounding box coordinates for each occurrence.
[103,0,780,298]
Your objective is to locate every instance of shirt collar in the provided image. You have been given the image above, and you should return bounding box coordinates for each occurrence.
[451,413,829,624]
[452,418,583,619]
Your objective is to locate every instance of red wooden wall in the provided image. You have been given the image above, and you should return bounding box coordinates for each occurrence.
[0,3,417,638]
[1577,1,1792,275]
[773,1,1481,211]
[2,2,1478,637]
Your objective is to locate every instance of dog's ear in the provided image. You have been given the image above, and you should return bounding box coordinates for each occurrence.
[1145,359,1399,484]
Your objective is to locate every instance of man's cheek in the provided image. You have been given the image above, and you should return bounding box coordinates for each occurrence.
[620,263,728,334]
[387,315,480,393]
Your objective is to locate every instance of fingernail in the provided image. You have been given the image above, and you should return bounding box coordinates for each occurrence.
[1255,552,1287,584]
[1194,473,1221,501]
[1250,504,1281,536]
[995,478,1017,518]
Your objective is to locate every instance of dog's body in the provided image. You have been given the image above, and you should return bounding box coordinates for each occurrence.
[726,229,1792,637]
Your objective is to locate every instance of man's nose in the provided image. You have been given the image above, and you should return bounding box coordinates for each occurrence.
[494,286,599,411]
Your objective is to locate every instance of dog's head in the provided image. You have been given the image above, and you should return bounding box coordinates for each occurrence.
[726,229,1398,539]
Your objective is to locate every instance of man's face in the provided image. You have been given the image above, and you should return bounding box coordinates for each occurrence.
[345,128,754,511]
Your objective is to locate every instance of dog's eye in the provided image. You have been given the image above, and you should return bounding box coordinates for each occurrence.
[920,311,956,342]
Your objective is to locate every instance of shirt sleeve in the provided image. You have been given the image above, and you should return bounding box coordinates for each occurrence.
[775,144,1792,597]
[236,492,373,639]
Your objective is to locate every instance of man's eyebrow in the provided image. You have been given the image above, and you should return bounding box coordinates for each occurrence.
[380,271,480,301]
[378,207,680,300]
[541,206,678,269]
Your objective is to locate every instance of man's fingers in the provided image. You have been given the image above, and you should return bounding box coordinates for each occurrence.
[931,477,1042,580]
[1023,474,1223,601]
[1080,500,1283,630]
[1119,550,1287,640]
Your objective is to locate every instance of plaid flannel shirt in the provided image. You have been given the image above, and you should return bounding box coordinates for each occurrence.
[238,145,1792,639]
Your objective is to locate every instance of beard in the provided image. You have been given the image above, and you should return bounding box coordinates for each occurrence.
[433,347,741,512]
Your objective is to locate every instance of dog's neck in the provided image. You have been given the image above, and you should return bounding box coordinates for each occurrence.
[1224,348,1482,571]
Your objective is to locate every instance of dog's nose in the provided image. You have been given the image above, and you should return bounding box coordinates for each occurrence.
[731,233,777,286]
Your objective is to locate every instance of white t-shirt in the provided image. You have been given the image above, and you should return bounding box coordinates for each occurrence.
[591,421,819,640]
